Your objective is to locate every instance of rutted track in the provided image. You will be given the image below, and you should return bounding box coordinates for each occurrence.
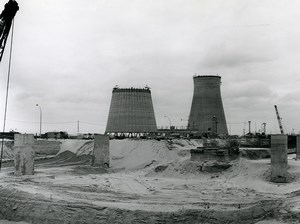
[0,186,282,224]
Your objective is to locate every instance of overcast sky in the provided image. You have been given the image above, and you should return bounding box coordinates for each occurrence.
[1,0,300,135]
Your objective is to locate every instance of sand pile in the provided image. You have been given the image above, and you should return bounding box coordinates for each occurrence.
[240,148,270,159]
[1,139,300,223]
[109,139,202,170]
[33,140,61,155]
[148,158,233,178]
[59,139,93,155]
[54,139,202,170]
[1,139,62,161]
[1,140,14,160]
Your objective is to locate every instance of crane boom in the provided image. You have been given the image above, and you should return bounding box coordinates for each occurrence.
[0,0,19,62]
[0,0,18,172]
[274,105,284,134]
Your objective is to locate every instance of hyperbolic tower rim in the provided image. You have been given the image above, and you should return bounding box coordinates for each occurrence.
[112,86,151,93]
[193,75,221,79]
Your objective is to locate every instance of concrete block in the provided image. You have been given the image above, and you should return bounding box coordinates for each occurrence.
[14,134,35,176]
[93,134,109,168]
[270,135,288,183]
[296,135,300,160]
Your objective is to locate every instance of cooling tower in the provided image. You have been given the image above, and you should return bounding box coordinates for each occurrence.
[105,87,157,133]
[188,75,228,134]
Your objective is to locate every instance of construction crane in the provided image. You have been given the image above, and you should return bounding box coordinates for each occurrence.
[274,105,284,134]
[0,0,19,172]
[0,0,19,62]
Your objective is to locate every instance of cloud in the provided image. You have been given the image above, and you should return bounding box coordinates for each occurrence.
[1,0,300,135]
[201,33,278,68]
[224,80,275,99]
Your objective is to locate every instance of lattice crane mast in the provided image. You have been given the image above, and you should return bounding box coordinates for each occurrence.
[274,105,284,134]
[0,0,18,172]
[0,0,19,62]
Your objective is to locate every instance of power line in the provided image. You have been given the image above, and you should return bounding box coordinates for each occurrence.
[6,119,104,126]
[80,121,103,126]
[6,119,77,124]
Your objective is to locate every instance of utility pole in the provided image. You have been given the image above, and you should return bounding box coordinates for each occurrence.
[36,104,42,137]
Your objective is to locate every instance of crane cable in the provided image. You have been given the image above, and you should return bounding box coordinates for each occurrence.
[0,19,15,172]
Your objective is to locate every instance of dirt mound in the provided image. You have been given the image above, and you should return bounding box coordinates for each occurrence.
[240,148,270,159]
[59,140,93,155]
[1,140,14,160]
[41,141,95,166]
[110,139,183,170]
[2,139,62,160]
[76,141,94,155]
[52,139,201,170]
[33,140,61,155]
[55,150,76,161]
[202,162,232,172]
[149,159,232,177]
[47,151,92,166]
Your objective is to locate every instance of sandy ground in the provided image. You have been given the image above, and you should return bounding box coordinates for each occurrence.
[0,221,30,224]
[0,139,300,223]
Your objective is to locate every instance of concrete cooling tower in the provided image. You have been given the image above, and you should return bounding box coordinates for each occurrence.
[188,75,228,134]
[105,87,157,134]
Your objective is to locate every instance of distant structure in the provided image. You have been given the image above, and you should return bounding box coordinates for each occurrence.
[105,86,157,135]
[188,75,228,135]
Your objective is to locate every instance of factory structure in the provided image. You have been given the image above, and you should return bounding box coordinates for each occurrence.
[105,86,157,136]
[188,75,228,135]
[105,75,228,136]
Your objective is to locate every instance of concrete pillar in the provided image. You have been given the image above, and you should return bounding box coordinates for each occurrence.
[270,135,288,183]
[296,135,300,160]
[93,134,109,168]
[14,134,35,176]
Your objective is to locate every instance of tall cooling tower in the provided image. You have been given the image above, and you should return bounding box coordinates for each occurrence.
[188,75,228,134]
[105,87,157,133]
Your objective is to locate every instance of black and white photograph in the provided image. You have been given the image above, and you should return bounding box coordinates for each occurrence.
[0,0,300,223]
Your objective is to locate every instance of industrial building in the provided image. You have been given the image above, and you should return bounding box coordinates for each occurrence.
[188,75,228,135]
[105,86,157,135]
